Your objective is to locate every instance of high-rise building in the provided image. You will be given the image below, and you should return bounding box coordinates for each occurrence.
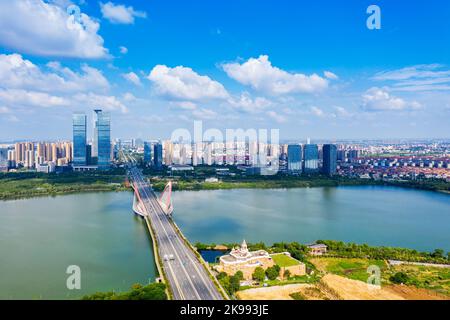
[153,143,163,169]
[73,113,87,166]
[348,149,359,162]
[144,141,152,164]
[0,147,8,171]
[322,144,337,176]
[94,109,111,169]
[163,140,173,165]
[303,143,319,173]
[287,144,302,173]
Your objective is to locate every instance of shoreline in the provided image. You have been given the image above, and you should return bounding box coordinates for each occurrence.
[0,178,448,201]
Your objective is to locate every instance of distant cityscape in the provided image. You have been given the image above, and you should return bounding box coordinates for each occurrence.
[0,111,449,182]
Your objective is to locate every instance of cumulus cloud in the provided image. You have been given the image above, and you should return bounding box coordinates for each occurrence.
[0,54,109,93]
[0,89,69,108]
[0,0,108,58]
[222,55,329,95]
[100,1,147,24]
[148,65,229,101]
[122,72,141,86]
[74,93,128,113]
[228,92,273,113]
[0,54,127,113]
[361,87,422,111]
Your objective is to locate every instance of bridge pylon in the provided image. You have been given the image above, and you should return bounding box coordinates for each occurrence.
[158,181,173,216]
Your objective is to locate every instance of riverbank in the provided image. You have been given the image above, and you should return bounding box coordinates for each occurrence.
[150,175,450,194]
[1,170,448,201]
[0,170,128,200]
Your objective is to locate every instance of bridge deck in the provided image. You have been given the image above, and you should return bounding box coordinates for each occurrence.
[129,167,223,300]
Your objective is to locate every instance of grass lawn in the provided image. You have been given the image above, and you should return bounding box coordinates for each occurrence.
[310,257,387,283]
[271,253,300,267]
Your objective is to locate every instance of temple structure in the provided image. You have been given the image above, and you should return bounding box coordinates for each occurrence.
[216,240,275,280]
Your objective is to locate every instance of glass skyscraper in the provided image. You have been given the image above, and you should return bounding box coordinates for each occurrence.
[153,143,163,168]
[287,144,302,173]
[303,144,319,173]
[72,113,87,166]
[322,144,337,176]
[94,109,111,169]
[144,141,152,164]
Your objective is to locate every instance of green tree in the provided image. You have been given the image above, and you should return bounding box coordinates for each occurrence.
[252,267,265,282]
[390,272,409,284]
[266,266,280,281]
[229,275,241,294]
[283,269,291,279]
[217,272,228,280]
[431,249,444,258]
[234,270,244,281]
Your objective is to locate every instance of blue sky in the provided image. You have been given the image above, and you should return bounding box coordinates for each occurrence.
[0,0,449,141]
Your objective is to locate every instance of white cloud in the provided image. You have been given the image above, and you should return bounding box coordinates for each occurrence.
[192,108,217,120]
[100,1,147,24]
[324,71,338,80]
[228,92,272,113]
[119,46,128,54]
[0,0,108,58]
[362,87,422,111]
[148,65,229,101]
[74,93,128,113]
[266,110,287,123]
[122,72,141,86]
[310,106,325,117]
[0,89,69,108]
[333,106,352,117]
[222,55,329,95]
[372,64,450,92]
[0,54,109,93]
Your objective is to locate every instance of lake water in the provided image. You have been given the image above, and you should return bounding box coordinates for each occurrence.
[0,185,449,299]
[172,186,450,253]
[0,192,156,300]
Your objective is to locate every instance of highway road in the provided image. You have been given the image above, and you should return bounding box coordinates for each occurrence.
[128,164,223,300]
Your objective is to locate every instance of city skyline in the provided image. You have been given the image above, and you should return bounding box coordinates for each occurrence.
[1,0,450,141]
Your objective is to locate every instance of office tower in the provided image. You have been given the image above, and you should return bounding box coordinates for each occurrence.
[287,144,302,173]
[153,143,163,169]
[144,141,152,164]
[348,149,359,162]
[303,143,319,173]
[86,145,92,165]
[337,149,346,161]
[0,148,8,170]
[94,109,111,169]
[73,113,87,166]
[323,144,337,176]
